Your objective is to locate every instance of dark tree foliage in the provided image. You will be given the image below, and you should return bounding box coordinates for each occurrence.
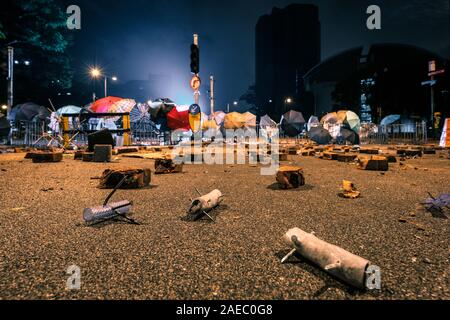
[0,0,73,104]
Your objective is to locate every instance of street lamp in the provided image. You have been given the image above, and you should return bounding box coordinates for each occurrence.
[90,67,101,78]
[104,75,118,97]
[89,68,118,98]
[1,105,7,111]
[284,97,293,112]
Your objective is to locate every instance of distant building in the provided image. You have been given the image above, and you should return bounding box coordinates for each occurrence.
[255,3,321,121]
[303,43,449,123]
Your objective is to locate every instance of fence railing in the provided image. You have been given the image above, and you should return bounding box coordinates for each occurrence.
[359,122,427,145]
[6,120,163,147]
[2,120,429,147]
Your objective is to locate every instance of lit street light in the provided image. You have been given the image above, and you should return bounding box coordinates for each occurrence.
[90,68,101,78]
[89,67,118,98]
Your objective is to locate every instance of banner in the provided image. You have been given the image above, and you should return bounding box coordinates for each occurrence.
[439,118,450,148]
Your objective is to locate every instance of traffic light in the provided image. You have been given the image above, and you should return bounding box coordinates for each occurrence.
[190,43,200,74]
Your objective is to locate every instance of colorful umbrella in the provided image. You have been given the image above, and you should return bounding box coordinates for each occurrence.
[130,103,151,123]
[90,97,123,113]
[242,112,257,129]
[343,111,360,133]
[224,112,245,129]
[167,105,190,131]
[107,99,136,114]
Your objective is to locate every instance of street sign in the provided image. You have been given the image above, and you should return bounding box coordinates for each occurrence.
[190,75,201,90]
[428,60,436,73]
[421,80,437,86]
[428,69,445,77]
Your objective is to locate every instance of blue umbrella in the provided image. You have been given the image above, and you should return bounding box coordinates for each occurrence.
[380,114,401,126]
[56,105,82,116]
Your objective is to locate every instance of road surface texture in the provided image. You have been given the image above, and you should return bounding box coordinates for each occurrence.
[0,149,449,300]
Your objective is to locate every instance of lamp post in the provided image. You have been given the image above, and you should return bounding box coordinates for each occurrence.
[90,67,118,99]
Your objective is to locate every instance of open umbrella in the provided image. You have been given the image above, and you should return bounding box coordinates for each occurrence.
[167,105,190,131]
[90,97,123,113]
[321,112,339,127]
[149,99,175,120]
[339,127,359,145]
[260,114,277,128]
[108,99,136,114]
[307,116,320,131]
[280,110,305,137]
[224,112,245,129]
[56,105,82,116]
[242,111,257,129]
[380,114,401,126]
[343,111,360,133]
[11,102,50,122]
[212,111,226,126]
[308,126,332,145]
[130,103,151,123]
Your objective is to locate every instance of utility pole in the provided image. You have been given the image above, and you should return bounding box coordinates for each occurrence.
[422,60,445,136]
[7,46,14,115]
[210,76,215,115]
[104,77,107,98]
[193,34,200,105]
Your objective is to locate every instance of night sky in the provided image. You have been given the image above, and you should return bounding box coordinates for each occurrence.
[67,0,450,107]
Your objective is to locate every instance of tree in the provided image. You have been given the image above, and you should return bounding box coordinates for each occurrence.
[0,0,73,104]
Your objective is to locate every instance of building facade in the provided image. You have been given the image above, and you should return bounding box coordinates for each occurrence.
[255,4,321,121]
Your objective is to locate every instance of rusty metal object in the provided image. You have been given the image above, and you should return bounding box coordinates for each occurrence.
[341,180,361,199]
[154,159,183,174]
[98,167,151,189]
[29,151,63,163]
[357,155,389,171]
[276,166,305,189]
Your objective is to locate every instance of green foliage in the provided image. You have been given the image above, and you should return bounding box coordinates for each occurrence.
[0,0,73,95]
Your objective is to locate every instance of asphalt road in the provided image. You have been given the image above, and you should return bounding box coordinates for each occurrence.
[0,150,449,300]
